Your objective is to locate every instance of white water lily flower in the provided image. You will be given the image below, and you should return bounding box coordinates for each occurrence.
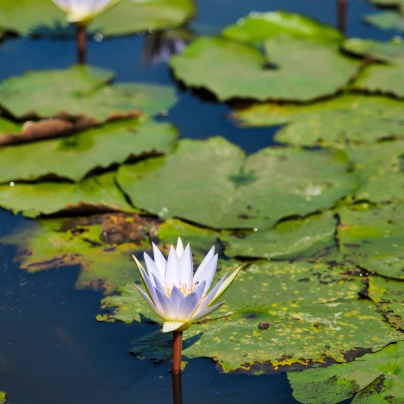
[133,238,241,333]
[52,0,119,24]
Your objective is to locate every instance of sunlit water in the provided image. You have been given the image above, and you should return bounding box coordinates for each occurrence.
[0,0,395,402]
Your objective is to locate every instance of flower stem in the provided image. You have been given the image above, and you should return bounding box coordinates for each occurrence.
[337,0,347,34]
[172,331,183,374]
[171,372,183,404]
[76,23,87,65]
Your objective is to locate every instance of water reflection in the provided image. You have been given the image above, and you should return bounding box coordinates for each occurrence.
[142,27,194,65]
[172,373,183,404]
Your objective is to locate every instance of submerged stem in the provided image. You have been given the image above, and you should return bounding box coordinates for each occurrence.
[172,331,183,374]
[171,372,183,404]
[76,23,87,65]
[337,0,348,34]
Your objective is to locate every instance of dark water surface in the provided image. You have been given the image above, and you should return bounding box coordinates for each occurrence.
[0,1,396,402]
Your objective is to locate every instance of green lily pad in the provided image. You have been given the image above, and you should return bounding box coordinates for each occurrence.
[170,35,359,102]
[0,118,178,183]
[0,117,22,135]
[0,172,132,217]
[343,38,404,64]
[117,137,355,230]
[104,261,403,373]
[222,11,343,44]
[338,203,404,280]
[288,341,404,403]
[346,141,404,203]
[0,0,195,37]
[0,66,178,120]
[1,214,219,294]
[233,95,404,147]
[0,392,5,404]
[367,0,404,6]
[364,11,404,32]
[221,211,338,260]
[369,276,404,330]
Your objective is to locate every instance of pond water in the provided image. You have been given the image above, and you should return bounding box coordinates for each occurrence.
[0,0,398,403]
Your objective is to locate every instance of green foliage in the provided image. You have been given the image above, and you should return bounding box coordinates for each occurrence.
[117,137,355,229]
[288,342,404,403]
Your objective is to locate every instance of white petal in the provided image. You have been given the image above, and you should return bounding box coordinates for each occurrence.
[207,266,242,307]
[179,243,193,288]
[170,286,184,311]
[162,321,186,333]
[155,288,176,320]
[176,237,184,259]
[144,252,164,286]
[191,301,225,322]
[152,242,167,274]
[193,246,215,280]
[177,291,200,321]
[139,267,163,312]
[165,245,181,288]
[151,273,165,292]
[194,253,218,293]
[197,273,227,313]
[134,285,164,319]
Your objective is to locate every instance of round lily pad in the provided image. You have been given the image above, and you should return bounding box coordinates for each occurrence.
[233,95,404,147]
[222,11,343,44]
[0,66,178,121]
[364,11,404,32]
[221,212,338,260]
[170,35,359,102]
[288,341,404,403]
[347,141,404,203]
[103,261,403,373]
[0,118,178,183]
[0,172,132,217]
[338,203,404,280]
[0,0,195,37]
[117,137,356,230]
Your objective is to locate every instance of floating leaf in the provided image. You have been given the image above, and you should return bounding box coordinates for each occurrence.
[346,141,404,203]
[0,117,22,135]
[0,118,178,183]
[288,341,404,403]
[1,214,219,293]
[233,95,404,147]
[221,211,337,260]
[369,276,404,329]
[0,172,132,217]
[0,0,195,37]
[110,261,403,373]
[367,0,404,6]
[364,11,404,32]
[117,137,355,230]
[343,38,404,64]
[170,35,359,102]
[0,392,5,404]
[338,203,404,280]
[223,11,343,44]
[0,66,178,120]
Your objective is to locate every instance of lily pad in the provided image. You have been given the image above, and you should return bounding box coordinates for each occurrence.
[0,0,195,37]
[0,392,5,404]
[1,214,219,293]
[104,261,403,373]
[364,11,404,32]
[288,341,404,403]
[0,66,178,121]
[367,0,404,6]
[117,137,355,230]
[338,203,404,280]
[221,211,338,260]
[0,117,21,135]
[222,11,343,44]
[346,141,404,203]
[369,276,404,329]
[0,118,178,183]
[343,38,404,64]
[0,172,132,217]
[233,95,404,147]
[170,35,359,102]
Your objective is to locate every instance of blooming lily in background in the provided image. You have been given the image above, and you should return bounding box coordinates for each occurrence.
[52,0,121,64]
[133,238,241,374]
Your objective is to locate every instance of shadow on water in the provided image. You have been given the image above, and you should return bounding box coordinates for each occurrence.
[0,0,392,402]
